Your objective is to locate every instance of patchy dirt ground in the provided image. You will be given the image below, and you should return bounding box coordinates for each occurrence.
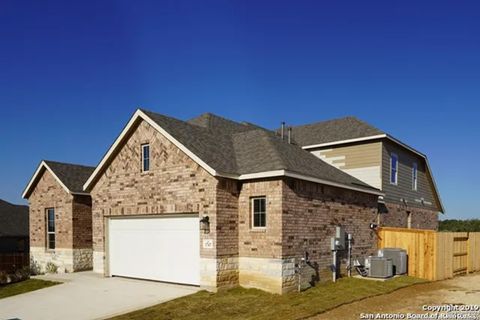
[311,273,480,320]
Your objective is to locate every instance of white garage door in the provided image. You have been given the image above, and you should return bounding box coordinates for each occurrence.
[108,215,200,285]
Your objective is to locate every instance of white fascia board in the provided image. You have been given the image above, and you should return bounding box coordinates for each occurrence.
[386,135,444,213]
[284,171,384,196]
[237,170,285,180]
[301,134,387,150]
[424,158,445,213]
[237,169,384,196]
[83,109,219,191]
[385,135,426,158]
[22,161,72,199]
[83,110,143,191]
[138,110,218,177]
[71,192,91,196]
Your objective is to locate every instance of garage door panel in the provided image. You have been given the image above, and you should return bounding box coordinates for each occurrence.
[108,216,200,285]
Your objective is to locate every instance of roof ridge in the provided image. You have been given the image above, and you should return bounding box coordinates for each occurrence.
[44,159,96,169]
[292,115,377,129]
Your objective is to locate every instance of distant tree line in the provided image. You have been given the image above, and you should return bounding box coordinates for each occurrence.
[439,219,480,232]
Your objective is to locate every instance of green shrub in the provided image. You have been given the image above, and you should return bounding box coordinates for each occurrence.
[30,258,43,275]
[45,262,58,274]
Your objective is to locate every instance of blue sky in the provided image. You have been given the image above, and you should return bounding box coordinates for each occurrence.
[1,1,479,219]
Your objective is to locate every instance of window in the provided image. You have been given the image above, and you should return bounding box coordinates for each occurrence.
[252,197,266,228]
[46,208,55,250]
[412,162,418,191]
[141,144,150,172]
[390,153,398,185]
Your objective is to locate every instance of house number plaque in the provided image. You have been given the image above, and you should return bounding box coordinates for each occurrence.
[203,239,214,249]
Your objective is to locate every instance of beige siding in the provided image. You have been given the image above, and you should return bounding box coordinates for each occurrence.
[310,142,382,189]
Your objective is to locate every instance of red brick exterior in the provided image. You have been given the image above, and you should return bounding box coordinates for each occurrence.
[238,179,283,259]
[29,170,73,249]
[380,202,438,230]
[27,169,93,272]
[282,178,379,280]
[72,195,93,249]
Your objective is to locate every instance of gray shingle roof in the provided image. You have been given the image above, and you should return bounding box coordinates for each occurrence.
[0,199,28,237]
[290,116,385,147]
[143,110,378,193]
[142,110,239,174]
[44,161,95,194]
[188,113,258,134]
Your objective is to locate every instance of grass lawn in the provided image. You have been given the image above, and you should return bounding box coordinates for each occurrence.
[0,279,60,299]
[110,276,426,320]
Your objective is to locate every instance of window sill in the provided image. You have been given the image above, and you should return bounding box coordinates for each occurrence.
[250,228,267,233]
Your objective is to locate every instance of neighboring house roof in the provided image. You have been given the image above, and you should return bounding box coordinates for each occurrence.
[0,199,28,237]
[289,116,444,213]
[22,160,95,199]
[83,109,383,195]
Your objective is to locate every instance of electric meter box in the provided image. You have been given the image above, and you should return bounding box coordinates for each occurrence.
[330,226,346,250]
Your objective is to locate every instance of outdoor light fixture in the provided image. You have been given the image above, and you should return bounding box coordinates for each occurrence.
[200,216,210,234]
[369,223,378,230]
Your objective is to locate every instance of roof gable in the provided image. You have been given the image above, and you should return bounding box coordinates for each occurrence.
[290,116,444,213]
[22,160,94,199]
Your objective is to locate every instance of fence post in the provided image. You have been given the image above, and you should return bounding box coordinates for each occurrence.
[466,232,470,274]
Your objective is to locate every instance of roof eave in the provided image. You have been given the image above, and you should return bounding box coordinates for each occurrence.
[233,169,384,196]
[301,134,387,150]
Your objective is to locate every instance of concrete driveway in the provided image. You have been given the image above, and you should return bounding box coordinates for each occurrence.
[0,271,200,320]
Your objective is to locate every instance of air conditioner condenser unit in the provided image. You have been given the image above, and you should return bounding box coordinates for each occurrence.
[378,248,407,275]
[366,256,393,278]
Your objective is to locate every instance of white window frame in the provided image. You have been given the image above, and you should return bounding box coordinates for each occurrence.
[141,143,150,172]
[390,153,398,185]
[251,197,266,229]
[46,208,55,250]
[412,162,418,191]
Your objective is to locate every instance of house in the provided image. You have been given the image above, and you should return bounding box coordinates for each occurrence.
[289,117,444,230]
[22,160,95,273]
[81,109,384,294]
[0,199,28,254]
[21,109,443,294]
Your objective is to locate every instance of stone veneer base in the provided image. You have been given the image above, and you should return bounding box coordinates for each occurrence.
[239,257,296,294]
[30,247,93,273]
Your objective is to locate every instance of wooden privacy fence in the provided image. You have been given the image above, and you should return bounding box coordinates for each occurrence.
[377,227,480,281]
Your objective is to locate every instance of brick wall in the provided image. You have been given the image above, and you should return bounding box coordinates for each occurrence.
[238,179,283,259]
[29,169,73,249]
[282,178,379,282]
[72,195,93,249]
[27,169,93,272]
[380,202,438,230]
